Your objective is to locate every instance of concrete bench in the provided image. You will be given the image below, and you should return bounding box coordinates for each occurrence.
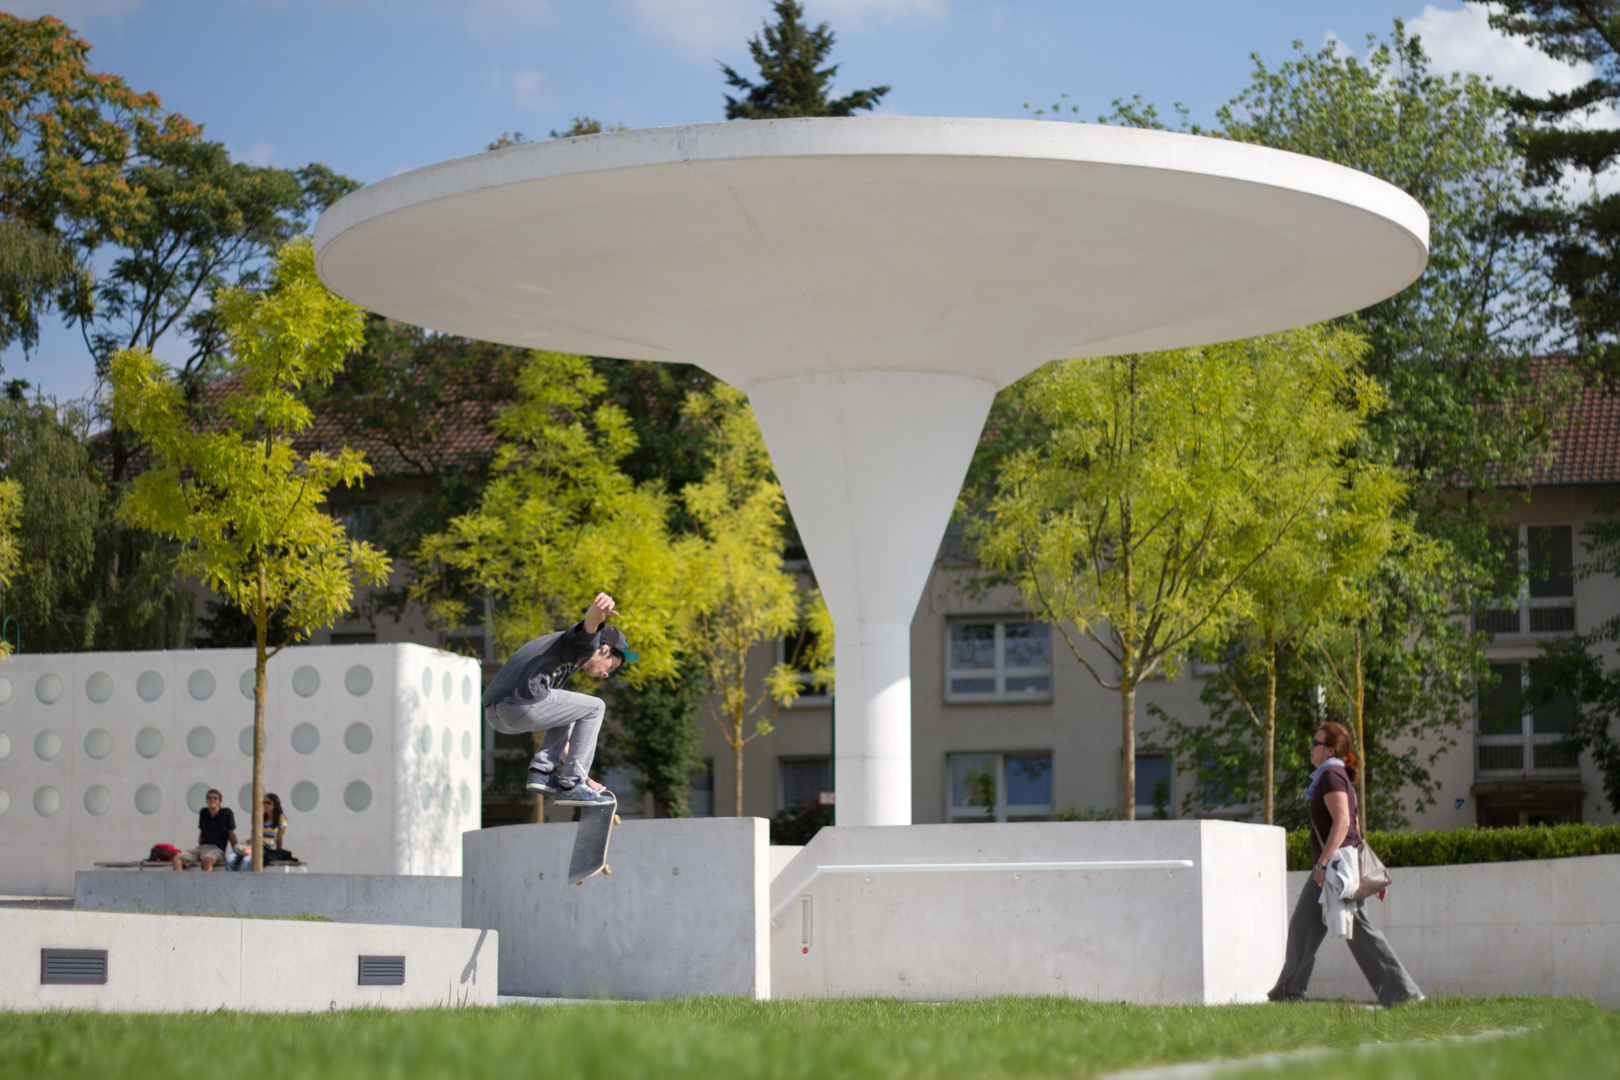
[94,860,308,872]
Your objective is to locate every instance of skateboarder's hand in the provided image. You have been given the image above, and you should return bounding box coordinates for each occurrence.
[585,592,618,631]
[586,778,605,792]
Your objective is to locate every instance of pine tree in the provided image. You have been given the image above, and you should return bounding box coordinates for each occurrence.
[721,1,888,119]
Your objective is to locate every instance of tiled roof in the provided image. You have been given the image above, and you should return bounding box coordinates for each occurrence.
[1526,360,1620,487]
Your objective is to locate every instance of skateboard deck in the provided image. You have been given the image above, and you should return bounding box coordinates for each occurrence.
[567,793,618,884]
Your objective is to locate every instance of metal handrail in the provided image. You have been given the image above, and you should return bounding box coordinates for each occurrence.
[768,858,1196,922]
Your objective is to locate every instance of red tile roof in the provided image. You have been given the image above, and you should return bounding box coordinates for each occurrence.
[1527,361,1620,487]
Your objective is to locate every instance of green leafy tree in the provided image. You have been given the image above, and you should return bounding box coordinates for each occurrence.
[972,327,1383,820]
[1483,1,1620,378]
[721,0,889,119]
[677,384,832,816]
[109,238,388,870]
[0,475,19,653]
[604,661,710,817]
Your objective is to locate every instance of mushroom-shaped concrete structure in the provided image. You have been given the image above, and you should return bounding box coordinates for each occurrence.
[314,117,1428,827]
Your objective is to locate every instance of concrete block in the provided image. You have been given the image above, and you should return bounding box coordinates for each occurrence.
[769,819,1285,1004]
[0,908,495,1011]
[75,870,462,926]
[463,817,769,999]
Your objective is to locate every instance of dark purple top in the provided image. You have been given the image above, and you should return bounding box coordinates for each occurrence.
[1308,765,1362,862]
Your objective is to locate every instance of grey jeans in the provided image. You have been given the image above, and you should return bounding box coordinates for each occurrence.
[1269,876,1423,1006]
[486,690,606,786]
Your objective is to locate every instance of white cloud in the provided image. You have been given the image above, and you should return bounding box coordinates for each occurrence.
[231,142,277,167]
[481,68,557,112]
[1409,3,1588,97]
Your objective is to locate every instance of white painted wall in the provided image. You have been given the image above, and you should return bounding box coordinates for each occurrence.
[0,908,496,1011]
[1284,855,1620,1006]
[770,820,1285,1003]
[75,870,463,927]
[0,644,481,895]
[463,817,770,1000]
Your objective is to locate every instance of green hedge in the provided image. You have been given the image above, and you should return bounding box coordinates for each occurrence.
[1284,822,1620,871]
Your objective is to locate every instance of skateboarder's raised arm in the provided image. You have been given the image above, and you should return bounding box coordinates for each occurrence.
[582,592,618,634]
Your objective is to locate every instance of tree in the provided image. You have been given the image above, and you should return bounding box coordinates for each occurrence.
[110,238,388,870]
[721,0,889,119]
[972,327,1384,820]
[1483,1,1620,378]
[604,661,710,817]
[678,384,832,816]
[0,474,19,653]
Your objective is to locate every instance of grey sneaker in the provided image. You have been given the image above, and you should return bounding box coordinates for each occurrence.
[554,783,615,807]
[525,767,558,794]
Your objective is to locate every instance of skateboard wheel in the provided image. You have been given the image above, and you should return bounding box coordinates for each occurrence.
[613,814,621,825]
[603,865,612,874]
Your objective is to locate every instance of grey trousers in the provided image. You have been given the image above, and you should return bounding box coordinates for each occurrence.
[486,690,606,786]
[1269,876,1423,1006]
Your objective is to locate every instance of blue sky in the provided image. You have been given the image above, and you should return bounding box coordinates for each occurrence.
[4,0,1593,401]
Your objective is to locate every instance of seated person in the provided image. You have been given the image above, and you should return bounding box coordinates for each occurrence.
[173,788,241,871]
[229,793,289,869]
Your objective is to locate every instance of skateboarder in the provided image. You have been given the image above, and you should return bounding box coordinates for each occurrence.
[481,592,636,809]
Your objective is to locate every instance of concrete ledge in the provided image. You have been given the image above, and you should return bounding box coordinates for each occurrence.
[463,817,769,999]
[770,820,1285,1004]
[1285,854,1620,1006]
[0,908,496,1011]
[75,870,462,927]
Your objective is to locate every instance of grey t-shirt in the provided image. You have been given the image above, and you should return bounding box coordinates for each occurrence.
[481,622,602,707]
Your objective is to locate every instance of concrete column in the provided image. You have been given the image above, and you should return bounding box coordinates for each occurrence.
[748,372,997,826]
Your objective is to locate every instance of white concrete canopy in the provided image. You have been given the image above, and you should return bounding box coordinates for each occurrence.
[313,117,1429,826]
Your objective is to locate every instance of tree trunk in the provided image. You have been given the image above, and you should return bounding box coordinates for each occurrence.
[1120,677,1136,820]
[251,560,267,872]
[1352,628,1366,834]
[732,719,744,817]
[531,729,546,824]
[1263,625,1277,825]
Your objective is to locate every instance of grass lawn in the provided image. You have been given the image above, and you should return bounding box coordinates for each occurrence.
[1,996,1610,1079]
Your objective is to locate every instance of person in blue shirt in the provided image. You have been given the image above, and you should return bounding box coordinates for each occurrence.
[481,592,636,808]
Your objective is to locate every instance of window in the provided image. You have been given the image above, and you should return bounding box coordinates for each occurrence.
[946,753,1053,822]
[598,765,645,818]
[687,760,714,818]
[1135,753,1175,818]
[945,620,1053,701]
[778,757,831,811]
[1476,526,1576,636]
[777,625,829,706]
[328,632,376,645]
[1476,661,1579,776]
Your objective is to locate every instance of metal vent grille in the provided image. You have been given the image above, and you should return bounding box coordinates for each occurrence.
[358,955,405,985]
[41,948,108,985]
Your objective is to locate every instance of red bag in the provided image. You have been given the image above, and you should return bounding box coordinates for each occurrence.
[149,843,181,862]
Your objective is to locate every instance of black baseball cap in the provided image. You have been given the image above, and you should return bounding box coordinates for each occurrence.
[600,625,638,663]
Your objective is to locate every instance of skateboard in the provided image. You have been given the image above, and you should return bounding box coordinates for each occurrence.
[567,791,620,885]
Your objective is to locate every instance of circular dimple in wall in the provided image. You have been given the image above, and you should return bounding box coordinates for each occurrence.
[238,784,253,813]
[419,725,432,754]
[84,728,112,760]
[343,722,372,754]
[0,674,11,704]
[0,731,9,761]
[344,664,373,696]
[462,731,472,760]
[85,672,114,703]
[420,782,432,811]
[239,726,253,756]
[460,781,473,814]
[186,726,215,757]
[135,727,163,758]
[290,723,320,754]
[462,675,473,704]
[442,671,452,701]
[136,671,164,701]
[186,783,212,813]
[290,780,319,813]
[84,785,112,816]
[34,729,61,761]
[239,670,256,699]
[421,667,433,696]
[34,785,60,816]
[440,784,451,812]
[441,728,452,757]
[188,669,216,700]
[292,665,320,697]
[134,783,162,815]
[344,780,372,812]
[0,787,9,815]
[35,673,62,705]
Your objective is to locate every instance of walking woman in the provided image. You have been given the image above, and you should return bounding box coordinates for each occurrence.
[1268,721,1424,1006]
